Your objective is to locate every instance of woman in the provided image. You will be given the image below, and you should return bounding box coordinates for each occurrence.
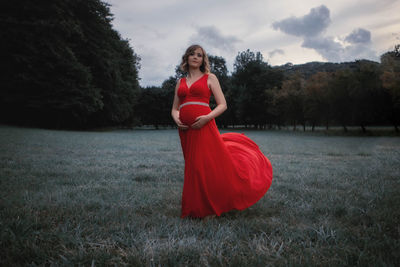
[171,44,273,218]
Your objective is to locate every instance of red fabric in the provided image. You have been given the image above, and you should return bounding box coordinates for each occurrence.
[178,74,273,218]
[178,74,211,105]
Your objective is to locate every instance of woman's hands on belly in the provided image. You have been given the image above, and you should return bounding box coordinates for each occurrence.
[177,118,189,130]
[191,115,211,129]
[179,105,211,129]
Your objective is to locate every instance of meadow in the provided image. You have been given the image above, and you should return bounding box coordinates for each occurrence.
[0,125,399,266]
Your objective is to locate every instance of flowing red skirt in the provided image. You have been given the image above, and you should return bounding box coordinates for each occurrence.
[179,104,273,218]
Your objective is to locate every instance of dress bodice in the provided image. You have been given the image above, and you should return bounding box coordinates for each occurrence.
[177,74,211,104]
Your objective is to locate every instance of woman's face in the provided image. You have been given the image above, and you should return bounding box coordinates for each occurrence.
[187,48,203,69]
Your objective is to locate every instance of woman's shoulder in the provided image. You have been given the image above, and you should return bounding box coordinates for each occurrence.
[206,72,218,80]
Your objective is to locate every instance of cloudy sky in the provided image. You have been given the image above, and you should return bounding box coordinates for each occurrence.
[108,0,400,87]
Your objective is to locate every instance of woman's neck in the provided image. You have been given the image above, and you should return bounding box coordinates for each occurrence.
[187,68,203,78]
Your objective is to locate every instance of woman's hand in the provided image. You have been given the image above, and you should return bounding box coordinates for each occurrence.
[191,115,210,129]
[176,118,189,130]
[173,114,188,130]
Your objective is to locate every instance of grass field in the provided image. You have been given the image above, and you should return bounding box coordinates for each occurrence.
[0,125,399,266]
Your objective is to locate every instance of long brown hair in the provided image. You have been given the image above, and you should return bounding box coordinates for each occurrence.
[180,44,210,74]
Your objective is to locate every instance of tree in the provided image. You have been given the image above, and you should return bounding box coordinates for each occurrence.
[136,86,159,127]
[329,69,355,132]
[233,49,263,73]
[160,76,178,126]
[208,55,232,127]
[380,46,400,131]
[280,73,306,131]
[69,0,141,128]
[0,0,141,129]
[174,65,186,79]
[304,72,333,131]
[232,50,283,128]
[136,76,177,129]
[268,87,286,129]
[350,60,383,133]
[209,55,228,79]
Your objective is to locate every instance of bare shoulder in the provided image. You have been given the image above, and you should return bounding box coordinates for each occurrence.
[207,73,222,94]
[207,73,218,80]
[207,73,220,85]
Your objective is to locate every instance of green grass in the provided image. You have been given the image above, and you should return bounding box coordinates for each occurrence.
[1,125,399,266]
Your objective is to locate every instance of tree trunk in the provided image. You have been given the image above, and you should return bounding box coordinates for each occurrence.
[361,124,366,133]
[394,124,399,132]
[312,123,315,132]
[293,121,297,131]
[303,123,306,132]
[343,124,348,132]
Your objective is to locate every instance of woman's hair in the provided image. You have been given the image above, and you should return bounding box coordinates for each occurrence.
[180,44,210,73]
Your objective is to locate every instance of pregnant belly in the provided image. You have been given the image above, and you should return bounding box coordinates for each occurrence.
[179,105,211,126]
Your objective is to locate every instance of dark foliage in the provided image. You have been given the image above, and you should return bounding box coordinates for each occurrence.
[136,77,176,128]
[150,46,399,132]
[231,50,284,128]
[0,0,140,129]
[1,1,397,132]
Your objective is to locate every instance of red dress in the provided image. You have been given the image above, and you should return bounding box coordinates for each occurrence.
[178,73,273,218]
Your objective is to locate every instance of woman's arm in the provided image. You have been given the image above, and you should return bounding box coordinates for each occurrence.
[171,79,189,130]
[191,73,227,129]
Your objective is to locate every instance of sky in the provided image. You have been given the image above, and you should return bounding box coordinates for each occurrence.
[107,0,400,87]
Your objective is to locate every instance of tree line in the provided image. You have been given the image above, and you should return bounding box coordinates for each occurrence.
[1,0,399,131]
[140,47,400,132]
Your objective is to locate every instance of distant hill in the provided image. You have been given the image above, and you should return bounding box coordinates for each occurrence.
[274,60,380,79]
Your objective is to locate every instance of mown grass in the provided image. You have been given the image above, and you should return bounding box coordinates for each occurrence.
[0,125,399,266]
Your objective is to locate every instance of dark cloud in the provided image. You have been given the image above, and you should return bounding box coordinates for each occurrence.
[273,5,378,62]
[345,28,371,44]
[269,49,285,58]
[342,43,377,62]
[301,36,343,62]
[272,5,331,37]
[301,35,377,62]
[190,25,241,53]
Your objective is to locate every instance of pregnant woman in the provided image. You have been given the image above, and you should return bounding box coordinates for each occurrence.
[171,44,273,218]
